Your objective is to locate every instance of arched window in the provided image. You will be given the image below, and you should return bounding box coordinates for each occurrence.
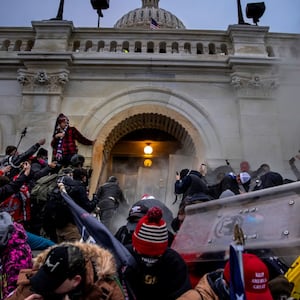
[208,43,216,54]
[122,41,130,53]
[110,41,117,52]
[220,43,228,55]
[25,40,34,51]
[13,40,22,51]
[97,41,105,52]
[85,40,93,52]
[196,43,203,54]
[171,42,179,53]
[73,40,80,52]
[147,41,154,53]
[184,43,191,54]
[159,42,166,53]
[135,41,142,53]
[1,40,10,51]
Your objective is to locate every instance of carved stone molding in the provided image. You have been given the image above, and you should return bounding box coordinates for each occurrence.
[17,69,69,94]
[230,73,279,98]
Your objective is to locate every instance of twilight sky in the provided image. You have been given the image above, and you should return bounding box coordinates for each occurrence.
[0,0,299,33]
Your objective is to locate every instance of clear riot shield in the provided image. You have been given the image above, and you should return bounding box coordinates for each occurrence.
[171,181,300,282]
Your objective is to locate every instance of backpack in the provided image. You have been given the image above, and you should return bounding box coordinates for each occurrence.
[30,173,59,204]
[41,182,74,241]
[285,256,300,299]
[114,225,133,246]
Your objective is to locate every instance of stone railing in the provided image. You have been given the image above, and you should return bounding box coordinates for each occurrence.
[0,22,299,59]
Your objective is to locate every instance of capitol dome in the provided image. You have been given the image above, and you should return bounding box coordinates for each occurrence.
[114,0,186,30]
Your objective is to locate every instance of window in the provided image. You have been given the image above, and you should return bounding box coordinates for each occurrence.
[85,40,93,52]
[220,43,228,55]
[73,40,80,52]
[97,41,105,52]
[172,42,179,53]
[159,42,166,53]
[147,41,154,53]
[110,41,117,52]
[13,40,22,51]
[208,43,216,54]
[184,43,191,54]
[196,43,203,54]
[135,41,142,53]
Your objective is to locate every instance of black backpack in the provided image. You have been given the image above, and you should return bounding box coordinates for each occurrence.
[41,183,73,242]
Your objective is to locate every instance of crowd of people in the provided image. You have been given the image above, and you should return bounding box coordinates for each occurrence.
[0,112,299,299]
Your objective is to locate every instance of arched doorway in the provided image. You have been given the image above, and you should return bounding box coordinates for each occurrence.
[85,87,223,211]
[99,113,197,209]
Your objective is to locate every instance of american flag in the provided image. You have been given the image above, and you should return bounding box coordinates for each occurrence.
[229,245,246,300]
[150,18,160,30]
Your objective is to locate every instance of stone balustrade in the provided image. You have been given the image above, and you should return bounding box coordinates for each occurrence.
[0,24,298,59]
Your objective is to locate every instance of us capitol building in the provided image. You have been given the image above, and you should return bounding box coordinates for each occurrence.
[0,0,299,209]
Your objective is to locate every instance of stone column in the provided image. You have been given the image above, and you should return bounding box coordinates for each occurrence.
[16,20,73,156]
[229,58,282,170]
[227,24,269,56]
[227,25,285,171]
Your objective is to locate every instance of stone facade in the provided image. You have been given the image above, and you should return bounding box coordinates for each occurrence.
[0,19,299,210]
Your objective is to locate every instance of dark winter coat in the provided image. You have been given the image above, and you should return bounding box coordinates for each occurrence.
[125,246,191,300]
[96,181,127,206]
[1,143,41,179]
[254,171,283,190]
[43,176,97,231]
[175,170,210,205]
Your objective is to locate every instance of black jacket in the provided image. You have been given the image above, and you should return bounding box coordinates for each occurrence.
[96,181,126,205]
[1,143,41,179]
[125,246,191,300]
[175,170,210,204]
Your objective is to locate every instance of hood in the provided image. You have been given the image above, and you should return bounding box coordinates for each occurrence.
[189,170,202,178]
[33,241,118,283]
[6,222,28,248]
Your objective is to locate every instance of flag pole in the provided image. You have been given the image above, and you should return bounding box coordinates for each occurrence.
[233,223,245,285]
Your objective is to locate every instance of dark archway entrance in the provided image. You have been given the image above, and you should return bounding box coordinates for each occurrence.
[100,113,196,206]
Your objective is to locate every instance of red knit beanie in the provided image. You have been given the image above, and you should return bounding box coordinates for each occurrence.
[132,206,168,256]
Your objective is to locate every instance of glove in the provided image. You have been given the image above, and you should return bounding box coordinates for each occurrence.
[268,275,294,300]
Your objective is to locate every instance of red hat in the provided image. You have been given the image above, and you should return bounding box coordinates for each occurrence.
[224,253,273,300]
[132,206,168,256]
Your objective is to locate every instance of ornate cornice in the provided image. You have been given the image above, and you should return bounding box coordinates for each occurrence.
[230,73,279,98]
[17,69,69,94]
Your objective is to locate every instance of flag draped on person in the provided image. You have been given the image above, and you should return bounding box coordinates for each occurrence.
[229,244,246,300]
[60,190,136,271]
[150,18,160,30]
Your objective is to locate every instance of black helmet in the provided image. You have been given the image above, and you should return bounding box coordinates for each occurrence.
[108,176,117,183]
[70,154,85,167]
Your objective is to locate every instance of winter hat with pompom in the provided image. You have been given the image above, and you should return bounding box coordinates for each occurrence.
[132,206,168,256]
